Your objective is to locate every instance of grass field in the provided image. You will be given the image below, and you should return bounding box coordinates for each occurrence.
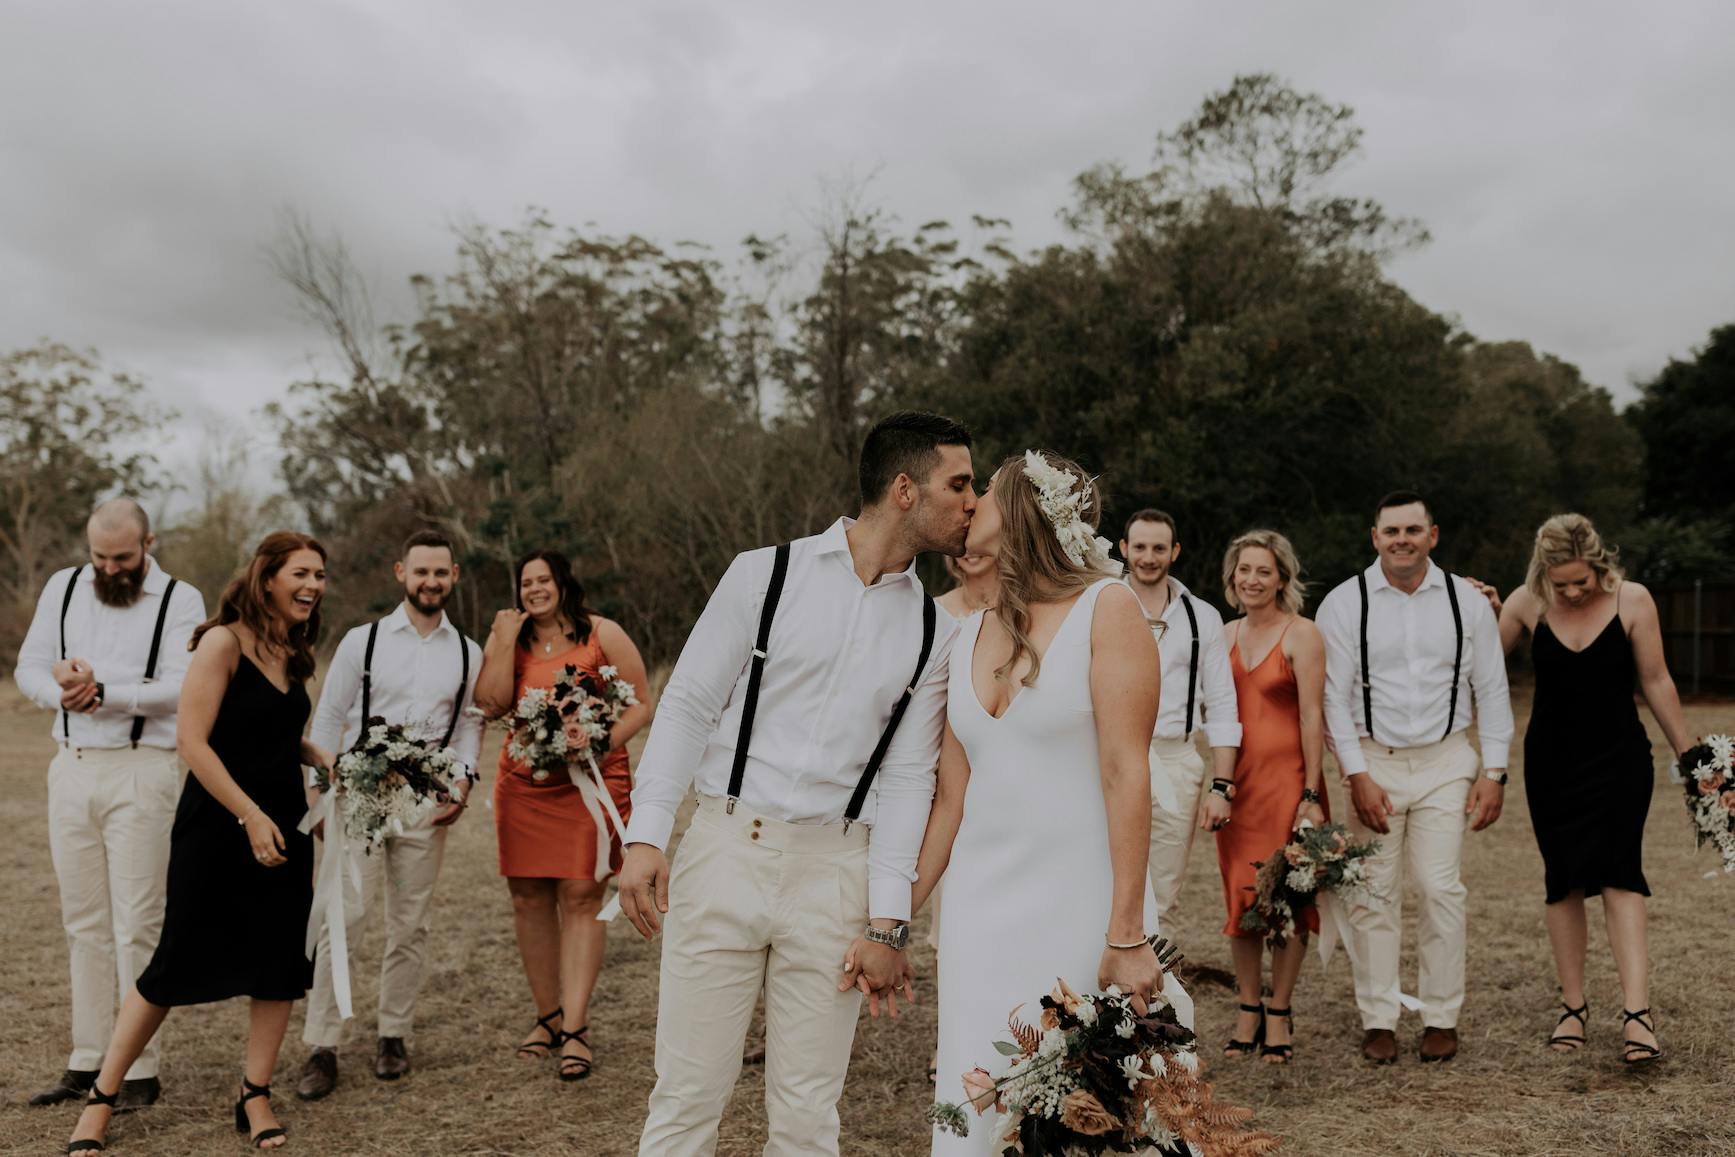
[2,682,1733,1156]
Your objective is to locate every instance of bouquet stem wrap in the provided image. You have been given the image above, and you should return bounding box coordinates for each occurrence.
[298,791,361,1020]
[570,753,627,923]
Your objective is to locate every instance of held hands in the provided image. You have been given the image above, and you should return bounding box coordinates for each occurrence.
[1465,775,1505,831]
[1199,792,1232,832]
[242,806,288,867]
[1097,943,1164,1013]
[489,609,529,645]
[839,938,915,1018]
[618,843,670,939]
[1348,773,1395,834]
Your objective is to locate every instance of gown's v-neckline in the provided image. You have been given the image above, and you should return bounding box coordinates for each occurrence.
[969,588,1091,722]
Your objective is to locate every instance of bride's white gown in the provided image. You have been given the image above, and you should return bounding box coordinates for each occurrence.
[932,579,1193,1155]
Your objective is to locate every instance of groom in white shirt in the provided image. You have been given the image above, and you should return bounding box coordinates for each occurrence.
[1315,490,1514,1065]
[619,411,975,1157]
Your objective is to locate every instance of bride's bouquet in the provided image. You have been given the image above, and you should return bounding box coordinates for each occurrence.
[928,977,1277,1156]
[314,716,464,852]
[1679,734,1735,873]
[506,663,638,783]
[1239,822,1379,948]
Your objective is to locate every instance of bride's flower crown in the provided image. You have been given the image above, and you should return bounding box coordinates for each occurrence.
[1021,450,1122,577]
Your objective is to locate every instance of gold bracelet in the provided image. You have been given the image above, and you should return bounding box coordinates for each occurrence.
[1105,934,1150,950]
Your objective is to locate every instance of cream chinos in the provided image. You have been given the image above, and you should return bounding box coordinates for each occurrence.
[1343,731,1480,1031]
[639,795,868,1157]
[1144,737,1208,920]
[46,744,180,1078]
[303,822,449,1047]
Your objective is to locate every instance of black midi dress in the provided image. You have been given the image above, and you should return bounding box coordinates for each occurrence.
[136,655,315,1005]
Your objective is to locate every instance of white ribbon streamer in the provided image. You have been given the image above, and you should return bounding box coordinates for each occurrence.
[568,753,628,921]
[1312,888,1422,1010]
[298,791,360,1021]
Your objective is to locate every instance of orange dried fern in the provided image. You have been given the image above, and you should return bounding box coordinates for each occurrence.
[1006,1005,1042,1056]
[1145,1068,1282,1156]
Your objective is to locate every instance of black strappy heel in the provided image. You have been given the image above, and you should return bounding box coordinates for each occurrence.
[234,1078,286,1148]
[1620,1008,1661,1066]
[515,1006,563,1061]
[66,1084,118,1154]
[557,1025,593,1082]
[1549,999,1588,1052]
[1260,1006,1295,1063]
[1224,1002,1265,1057]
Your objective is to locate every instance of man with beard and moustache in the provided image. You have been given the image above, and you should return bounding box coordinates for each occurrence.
[620,411,973,1157]
[295,530,483,1098]
[1118,510,1240,921]
[13,498,206,1110]
[1316,491,1514,1065]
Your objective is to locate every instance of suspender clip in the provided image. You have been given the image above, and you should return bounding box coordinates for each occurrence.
[842,819,853,835]
[725,796,737,815]
[751,648,768,660]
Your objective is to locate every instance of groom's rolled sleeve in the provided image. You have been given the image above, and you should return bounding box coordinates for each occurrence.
[624,551,758,852]
[864,627,955,922]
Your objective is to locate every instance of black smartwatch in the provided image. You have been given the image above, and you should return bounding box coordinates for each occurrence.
[1209,778,1236,801]
[1300,788,1322,804]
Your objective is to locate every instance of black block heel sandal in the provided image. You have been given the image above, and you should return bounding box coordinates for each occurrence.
[1224,1002,1265,1057]
[1549,999,1588,1052]
[1261,1006,1295,1064]
[1620,1008,1661,1066]
[235,1078,286,1148]
[66,1084,118,1154]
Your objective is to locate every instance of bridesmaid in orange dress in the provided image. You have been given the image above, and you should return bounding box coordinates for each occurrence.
[474,550,651,1081]
[1213,530,1327,1065]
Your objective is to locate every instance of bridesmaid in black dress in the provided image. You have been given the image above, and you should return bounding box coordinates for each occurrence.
[68,532,334,1154]
[1493,514,1690,1067]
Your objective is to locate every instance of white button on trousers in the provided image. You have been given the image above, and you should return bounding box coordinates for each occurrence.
[639,795,868,1157]
[46,745,180,1078]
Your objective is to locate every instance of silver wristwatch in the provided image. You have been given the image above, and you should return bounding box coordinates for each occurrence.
[1484,769,1509,785]
[863,923,910,950]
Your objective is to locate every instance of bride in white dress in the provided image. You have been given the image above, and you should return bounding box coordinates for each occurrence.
[911,450,1193,1155]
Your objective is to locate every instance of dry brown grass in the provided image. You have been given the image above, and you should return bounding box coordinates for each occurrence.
[2,683,1733,1156]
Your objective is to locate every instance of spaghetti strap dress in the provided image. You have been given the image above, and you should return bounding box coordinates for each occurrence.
[1217,619,1327,938]
[136,655,315,1005]
[1523,592,1653,904]
[493,633,634,879]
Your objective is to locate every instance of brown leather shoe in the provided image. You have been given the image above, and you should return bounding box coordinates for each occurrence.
[1420,1026,1459,1063]
[27,1069,95,1106]
[1360,1028,1398,1064]
[376,1037,409,1081]
[296,1048,338,1101]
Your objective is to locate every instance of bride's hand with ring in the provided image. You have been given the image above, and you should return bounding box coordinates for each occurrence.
[1098,939,1164,1011]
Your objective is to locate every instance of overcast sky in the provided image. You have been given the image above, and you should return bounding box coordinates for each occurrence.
[5,0,1732,489]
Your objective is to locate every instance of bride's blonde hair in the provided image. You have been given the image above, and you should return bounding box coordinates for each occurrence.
[987,451,1114,688]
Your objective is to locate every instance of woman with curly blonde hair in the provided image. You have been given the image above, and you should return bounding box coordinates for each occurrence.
[1495,513,1690,1064]
[1214,529,1327,1064]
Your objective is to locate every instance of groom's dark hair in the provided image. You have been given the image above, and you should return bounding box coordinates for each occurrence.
[859,410,973,505]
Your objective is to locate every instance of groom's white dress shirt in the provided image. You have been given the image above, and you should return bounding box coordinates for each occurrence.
[308,603,484,775]
[1316,559,1513,773]
[626,517,956,921]
[1141,577,1241,746]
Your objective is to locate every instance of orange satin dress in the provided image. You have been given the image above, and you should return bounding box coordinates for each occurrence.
[493,635,634,879]
[1216,619,1327,938]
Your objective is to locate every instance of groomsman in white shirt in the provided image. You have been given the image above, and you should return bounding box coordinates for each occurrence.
[1315,490,1514,1065]
[1119,510,1240,919]
[294,530,483,1099]
[619,411,975,1157]
[13,499,205,1110]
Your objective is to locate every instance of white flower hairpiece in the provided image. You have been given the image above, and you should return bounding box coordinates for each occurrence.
[1021,450,1122,577]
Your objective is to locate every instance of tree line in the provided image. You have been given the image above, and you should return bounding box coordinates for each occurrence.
[4,74,1731,664]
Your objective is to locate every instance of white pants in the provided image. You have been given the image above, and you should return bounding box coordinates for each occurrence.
[46,745,180,1078]
[1145,737,1208,922]
[1343,732,1479,1031]
[639,795,867,1157]
[303,823,449,1047]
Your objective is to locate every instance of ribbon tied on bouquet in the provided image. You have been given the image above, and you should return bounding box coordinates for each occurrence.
[570,754,627,923]
[298,788,362,1020]
[1298,818,1423,1011]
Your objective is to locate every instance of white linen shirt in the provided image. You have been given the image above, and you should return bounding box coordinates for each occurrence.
[1316,559,1514,776]
[14,562,206,750]
[625,518,957,922]
[308,604,484,775]
[1136,577,1242,748]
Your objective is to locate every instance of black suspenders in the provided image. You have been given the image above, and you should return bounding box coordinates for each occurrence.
[131,578,178,748]
[1178,593,1200,738]
[57,567,178,747]
[726,542,940,827]
[1358,569,1465,746]
[58,566,82,741]
[359,618,473,750]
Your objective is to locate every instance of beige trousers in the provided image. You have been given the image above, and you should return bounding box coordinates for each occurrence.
[1343,732,1480,1031]
[639,795,867,1157]
[46,745,180,1078]
[1145,737,1208,922]
[303,823,449,1047]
